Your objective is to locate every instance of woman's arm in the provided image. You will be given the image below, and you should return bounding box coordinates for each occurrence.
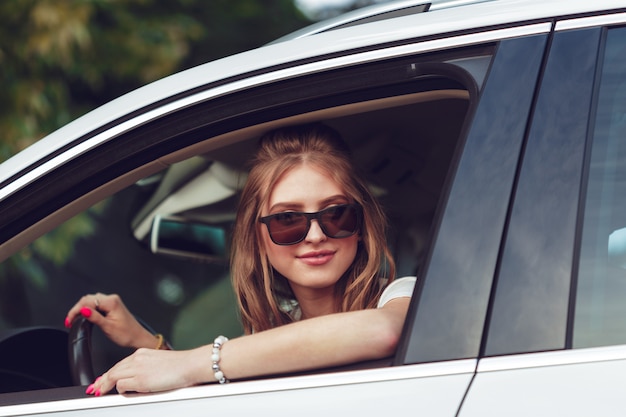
[221,297,409,379]
[89,297,410,395]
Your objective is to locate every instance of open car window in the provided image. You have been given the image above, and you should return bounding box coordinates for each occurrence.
[0,44,492,398]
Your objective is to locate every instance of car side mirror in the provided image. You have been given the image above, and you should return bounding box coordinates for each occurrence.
[150,215,228,263]
[608,227,626,269]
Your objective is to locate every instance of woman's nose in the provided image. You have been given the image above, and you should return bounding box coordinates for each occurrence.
[305,219,327,243]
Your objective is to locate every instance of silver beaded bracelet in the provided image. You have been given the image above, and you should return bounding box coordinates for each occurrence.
[211,335,229,384]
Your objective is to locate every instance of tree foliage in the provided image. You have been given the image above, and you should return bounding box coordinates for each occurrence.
[0,0,310,162]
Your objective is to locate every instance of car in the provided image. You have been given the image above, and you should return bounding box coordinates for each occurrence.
[1,0,626,414]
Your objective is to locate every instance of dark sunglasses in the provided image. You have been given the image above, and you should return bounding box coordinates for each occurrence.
[259,204,362,246]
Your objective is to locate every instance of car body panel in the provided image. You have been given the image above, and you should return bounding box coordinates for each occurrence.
[0,360,476,416]
[461,347,626,416]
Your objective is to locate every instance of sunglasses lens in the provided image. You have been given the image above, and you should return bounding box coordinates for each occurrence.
[263,204,360,245]
[267,212,309,245]
[320,205,359,238]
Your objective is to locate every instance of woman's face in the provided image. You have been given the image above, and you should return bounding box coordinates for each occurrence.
[261,163,359,300]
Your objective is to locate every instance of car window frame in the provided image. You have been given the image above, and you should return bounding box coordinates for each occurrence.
[0,22,552,414]
[482,25,606,357]
[570,24,626,349]
[464,16,626,417]
[397,31,549,365]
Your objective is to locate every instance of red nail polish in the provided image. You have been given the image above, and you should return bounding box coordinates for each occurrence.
[80,307,92,318]
[85,384,94,395]
[64,317,71,328]
[95,376,102,382]
[94,389,101,397]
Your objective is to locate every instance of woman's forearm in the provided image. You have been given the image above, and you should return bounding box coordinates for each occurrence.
[90,298,410,394]
[198,297,410,383]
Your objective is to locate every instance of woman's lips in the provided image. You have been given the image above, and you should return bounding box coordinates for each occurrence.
[297,250,335,266]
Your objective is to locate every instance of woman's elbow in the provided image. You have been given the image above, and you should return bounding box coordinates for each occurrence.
[371,303,410,358]
[370,317,404,359]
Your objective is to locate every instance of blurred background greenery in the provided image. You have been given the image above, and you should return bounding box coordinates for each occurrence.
[0,0,387,162]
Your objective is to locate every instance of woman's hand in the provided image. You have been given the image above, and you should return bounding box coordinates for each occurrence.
[65,293,157,350]
[85,347,211,396]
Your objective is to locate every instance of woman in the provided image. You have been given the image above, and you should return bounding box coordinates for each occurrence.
[65,123,416,396]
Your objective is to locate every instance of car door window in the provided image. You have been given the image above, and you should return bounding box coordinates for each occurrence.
[481,27,602,357]
[573,26,626,348]
[0,44,495,397]
[399,33,547,364]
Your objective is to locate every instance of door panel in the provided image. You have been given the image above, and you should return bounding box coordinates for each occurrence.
[3,360,476,416]
[461,348,626,416]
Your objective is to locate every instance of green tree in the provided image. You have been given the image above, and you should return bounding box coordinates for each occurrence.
[0,0,309,161]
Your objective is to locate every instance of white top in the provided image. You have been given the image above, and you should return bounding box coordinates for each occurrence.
[377,276,417,308]
[279,276,417,320]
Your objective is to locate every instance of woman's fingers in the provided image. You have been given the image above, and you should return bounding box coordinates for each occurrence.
[64,293,122,328]
[65,293,104,327]
[86,354,135,396]
[95,371,122,396]
[91,293,123,317]
[86,349,181,396]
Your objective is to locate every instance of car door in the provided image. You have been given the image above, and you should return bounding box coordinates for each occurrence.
[0,15,550,417]
[460,13,626,417]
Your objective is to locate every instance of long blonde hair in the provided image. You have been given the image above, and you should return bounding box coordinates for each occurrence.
[231,124,395,334]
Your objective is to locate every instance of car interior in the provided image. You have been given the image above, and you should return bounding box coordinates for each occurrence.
[0,60,478,398]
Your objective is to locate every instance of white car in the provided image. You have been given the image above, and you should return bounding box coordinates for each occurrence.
[1,0,626,415]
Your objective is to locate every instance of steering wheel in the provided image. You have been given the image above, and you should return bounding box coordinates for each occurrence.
[67,316,95,386]
[67,315,168,386]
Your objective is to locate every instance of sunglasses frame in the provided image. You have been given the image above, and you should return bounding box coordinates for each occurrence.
[259,203,362,246]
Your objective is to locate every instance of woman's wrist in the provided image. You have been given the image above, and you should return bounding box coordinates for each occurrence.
[130,328,162,350]
[184,345,221,385]
[211,335,229,383]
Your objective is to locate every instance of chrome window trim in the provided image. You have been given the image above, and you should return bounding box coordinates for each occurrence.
[0,359,476,416]
[0,22,550,204]
[555,12,626,31]
[477,345,626,373]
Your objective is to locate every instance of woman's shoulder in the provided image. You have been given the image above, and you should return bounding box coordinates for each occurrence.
[377,276,417,308]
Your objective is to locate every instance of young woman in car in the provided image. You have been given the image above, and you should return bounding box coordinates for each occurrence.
[65,123,416,396]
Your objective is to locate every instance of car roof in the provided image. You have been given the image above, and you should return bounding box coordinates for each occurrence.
[269,0,496,43]
[1,0,624,190]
